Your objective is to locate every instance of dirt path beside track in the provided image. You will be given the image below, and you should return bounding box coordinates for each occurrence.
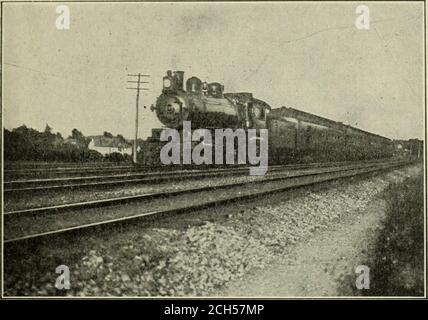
[219,197,386,296]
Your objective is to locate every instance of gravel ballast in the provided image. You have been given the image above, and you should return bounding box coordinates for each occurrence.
[3,164,422,296]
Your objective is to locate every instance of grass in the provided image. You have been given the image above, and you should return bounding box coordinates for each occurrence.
[365,173,425,296]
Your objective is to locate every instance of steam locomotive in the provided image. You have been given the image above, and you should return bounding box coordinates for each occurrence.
[141,70,394,165]
[154,70,271,130]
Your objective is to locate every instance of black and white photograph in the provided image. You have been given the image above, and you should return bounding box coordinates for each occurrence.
[0,0,426,301]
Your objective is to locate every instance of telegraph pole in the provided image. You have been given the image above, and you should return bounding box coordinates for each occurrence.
[127,73,150,164]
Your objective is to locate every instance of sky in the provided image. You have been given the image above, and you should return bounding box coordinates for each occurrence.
[2,1,425,140]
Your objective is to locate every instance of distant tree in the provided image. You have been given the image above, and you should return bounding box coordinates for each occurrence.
[13,125,29,135]
[44,124,52,134]
[86,149,104,161]
[71,128,85,141]
[116,134,126,143]
[70,128,90,148]
[4,125,98,162]
[105,152,125,162]
[103,131,113,138]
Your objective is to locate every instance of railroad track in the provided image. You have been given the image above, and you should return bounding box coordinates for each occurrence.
[4,159,412,244]
[3,159,389,193]
[4,163,261,178]
[5,159,391,179]
[4,164,134,176]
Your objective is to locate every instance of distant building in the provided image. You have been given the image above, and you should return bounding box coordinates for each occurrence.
[88,136,133,156]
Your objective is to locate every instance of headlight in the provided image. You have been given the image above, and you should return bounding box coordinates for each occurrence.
[163,79,171,88]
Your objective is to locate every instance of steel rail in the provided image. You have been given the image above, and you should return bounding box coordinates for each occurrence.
[4,164,133,173]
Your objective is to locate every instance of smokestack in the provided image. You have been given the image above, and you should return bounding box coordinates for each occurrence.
[174,71,184,90]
